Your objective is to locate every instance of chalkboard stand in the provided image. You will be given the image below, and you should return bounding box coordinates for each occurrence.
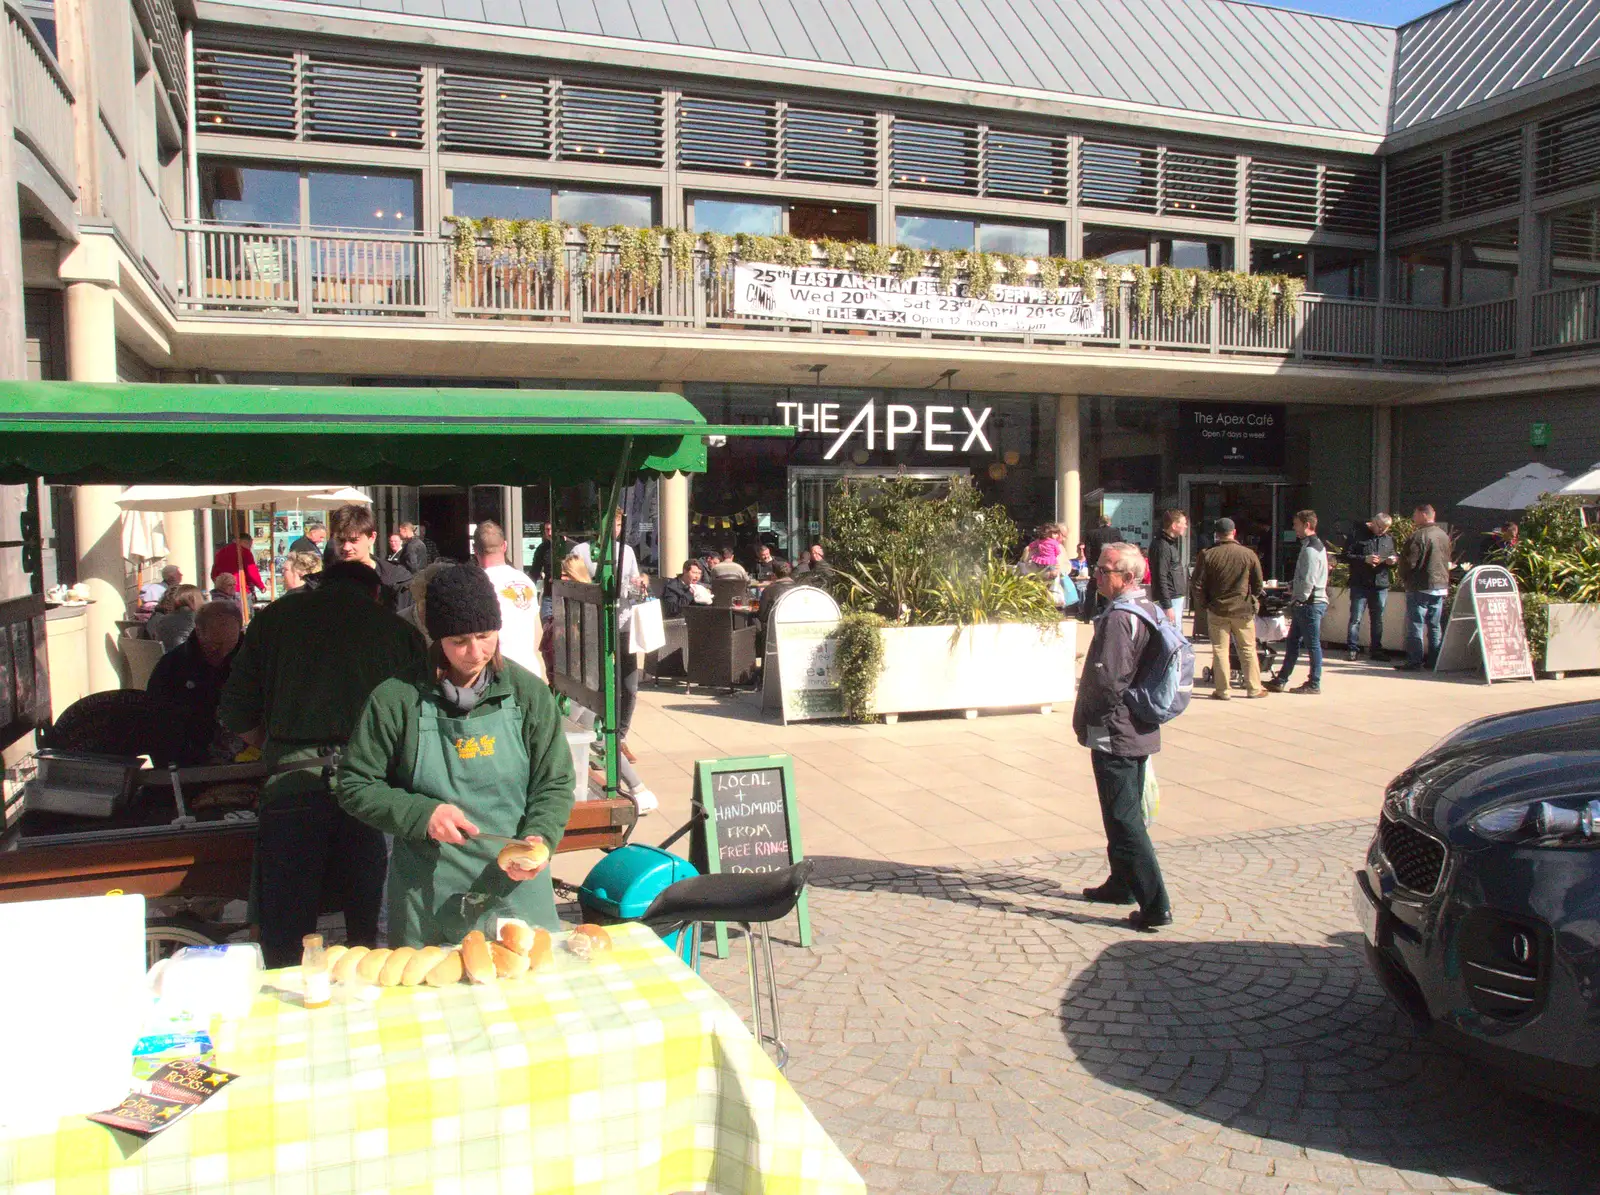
[691,754,812,959]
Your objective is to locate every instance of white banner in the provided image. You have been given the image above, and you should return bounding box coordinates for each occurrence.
[732,263,1104,336]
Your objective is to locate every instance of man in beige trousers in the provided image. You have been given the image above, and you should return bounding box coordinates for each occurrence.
[1191,517,1269,700]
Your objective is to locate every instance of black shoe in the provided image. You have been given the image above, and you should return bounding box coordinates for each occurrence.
[1129,909,1173,932]
[1263,678,1286,693]
[1394,662,1423,672]
[1292,681,1321,695]
[1346,649,1360,662]
[1082,883,1135,905]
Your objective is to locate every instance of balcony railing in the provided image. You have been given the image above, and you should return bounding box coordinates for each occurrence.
[1533,282,1600,352]
[177,224,1532,368]
[5,0,75,195]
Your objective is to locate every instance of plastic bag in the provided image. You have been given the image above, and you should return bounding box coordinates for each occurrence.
[1141,759,1160,826]
[630,598,667,654]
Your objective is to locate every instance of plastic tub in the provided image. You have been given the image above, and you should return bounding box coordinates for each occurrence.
[566,730,593,802]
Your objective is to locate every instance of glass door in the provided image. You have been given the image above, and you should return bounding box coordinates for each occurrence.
[1179,475,1291,579]
[787,466,968,559]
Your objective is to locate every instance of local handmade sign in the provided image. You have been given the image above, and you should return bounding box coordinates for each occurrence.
[732,263,1105,336]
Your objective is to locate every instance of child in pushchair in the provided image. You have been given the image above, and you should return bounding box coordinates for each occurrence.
[1201,586,1293,687]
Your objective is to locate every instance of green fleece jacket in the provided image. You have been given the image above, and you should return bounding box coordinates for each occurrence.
[336,660,575,850]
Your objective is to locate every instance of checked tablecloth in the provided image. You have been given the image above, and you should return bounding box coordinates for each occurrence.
[1,924,865,1195]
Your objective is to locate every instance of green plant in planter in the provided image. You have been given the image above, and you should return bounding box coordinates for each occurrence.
[925,557,1061,630]
[1500,496,1600,624]
[823,475,1019,625]
[834,612,887,722]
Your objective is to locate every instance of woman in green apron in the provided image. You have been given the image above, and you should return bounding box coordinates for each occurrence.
[338,565,577,946]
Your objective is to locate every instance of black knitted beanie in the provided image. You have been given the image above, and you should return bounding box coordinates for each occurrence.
[425,564,502,641]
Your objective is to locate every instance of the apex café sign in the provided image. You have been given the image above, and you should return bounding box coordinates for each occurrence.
[776,398,994,461]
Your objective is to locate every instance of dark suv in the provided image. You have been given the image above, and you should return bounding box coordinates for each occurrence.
[1354,699,1600,1109]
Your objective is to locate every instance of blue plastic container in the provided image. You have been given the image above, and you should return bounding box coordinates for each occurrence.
[578,845,699,962]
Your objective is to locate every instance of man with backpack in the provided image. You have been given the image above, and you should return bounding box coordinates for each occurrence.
[1072,542,1188,932]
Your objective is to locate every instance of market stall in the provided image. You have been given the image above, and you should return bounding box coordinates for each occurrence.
[0,384,847,1194]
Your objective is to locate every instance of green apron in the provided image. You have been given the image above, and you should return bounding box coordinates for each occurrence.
[387,694,560,947]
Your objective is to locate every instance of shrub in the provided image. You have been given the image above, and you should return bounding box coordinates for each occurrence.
[834,613,886,722]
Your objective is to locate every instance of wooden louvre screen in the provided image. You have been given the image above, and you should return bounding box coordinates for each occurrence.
[1079,141,1159,213]
[1537,101,1600,197]
[891,119,980,193]
[985,129,1069,201]
[783,106,877,185]
[195,47,298,138]
[1449,131,1523,217]
[438,71,552,157]
[678,95,779,176]
[558,85,664,165]
[302,57,424,147]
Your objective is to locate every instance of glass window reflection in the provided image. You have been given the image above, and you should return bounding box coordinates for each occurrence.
[555,189,655,226]
[200,163,299,226]
[691,198,783,235]
[1161,238,1231,270]
[976,223,1050,256]
[308,171,419,231]
[451,179,553,220]
[1082,226,1148,266]
[896,214,975,251]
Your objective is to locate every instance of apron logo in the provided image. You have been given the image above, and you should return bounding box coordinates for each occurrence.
[500,583,535,611]
[454,735,497,760]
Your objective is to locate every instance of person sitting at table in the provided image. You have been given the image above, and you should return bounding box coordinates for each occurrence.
[710,544,750,585]
[212,531,265,597]
[140,563,182,610]
[756,559,796,653]
[661,559,713,618]
[753,543,779,583]
[147,583,207,651]
[209,570,244,608]
[147,601,243,765]
[796,543,829,578]
[338,566,577,944]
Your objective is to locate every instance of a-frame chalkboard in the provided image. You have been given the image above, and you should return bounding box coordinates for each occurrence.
[690,754,812,958]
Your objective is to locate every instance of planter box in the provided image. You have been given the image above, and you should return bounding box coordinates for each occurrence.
[873,622,1075,721]
[1545,603,1600,674]
[1322,586,1408,652]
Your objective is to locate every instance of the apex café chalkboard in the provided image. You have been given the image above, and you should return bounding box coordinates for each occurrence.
[1180,402,1287,470]
[691,755,812,957]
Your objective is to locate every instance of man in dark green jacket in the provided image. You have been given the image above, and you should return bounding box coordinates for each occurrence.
[218,561,427,967]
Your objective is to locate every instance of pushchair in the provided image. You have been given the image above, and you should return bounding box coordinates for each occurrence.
[1199,587,1293,688]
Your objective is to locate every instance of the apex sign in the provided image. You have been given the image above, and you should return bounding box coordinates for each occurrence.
[775,399,994,461]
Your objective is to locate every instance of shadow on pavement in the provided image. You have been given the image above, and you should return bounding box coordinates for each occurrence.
[1057,931,1600,1193]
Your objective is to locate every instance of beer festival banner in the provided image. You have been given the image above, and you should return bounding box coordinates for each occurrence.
[731,263,1105,336]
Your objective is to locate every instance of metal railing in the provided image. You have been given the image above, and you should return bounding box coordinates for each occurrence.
[1533,282,1600,352]
[5,0,75,195]
[178,224,1543,369]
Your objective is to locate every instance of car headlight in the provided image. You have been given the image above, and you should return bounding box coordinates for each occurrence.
[1469,797,1600,846]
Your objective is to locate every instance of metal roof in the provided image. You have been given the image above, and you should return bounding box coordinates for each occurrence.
[1392,0,1600,131]
[274,0,1398,135]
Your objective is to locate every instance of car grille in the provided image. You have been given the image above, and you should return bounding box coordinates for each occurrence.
[1378,814,1446,894]
[1458,909,1549,1021]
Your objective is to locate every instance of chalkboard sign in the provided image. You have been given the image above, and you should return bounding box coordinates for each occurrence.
[691,754,812,957]
[1435,566,1536,683]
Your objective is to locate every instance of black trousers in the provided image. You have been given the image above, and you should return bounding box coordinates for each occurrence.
[256,788,388,968]
[1090,751,1170,916]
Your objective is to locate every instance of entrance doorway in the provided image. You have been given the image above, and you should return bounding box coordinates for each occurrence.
[787,466,968,558]
[1180,475,1291,579]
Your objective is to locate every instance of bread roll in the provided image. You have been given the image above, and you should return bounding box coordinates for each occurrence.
[379,947,416,987]
[572,923,612,952]
[324,944,348,973]
[490,941,530,979]
[424,949,463,987]
[461,931,495,984]
[528,928,553,972]
[356,948,391,984]
[333,945,368,983]
[498,919,535,956]
[401,946,446,986]
[497,839,550,872]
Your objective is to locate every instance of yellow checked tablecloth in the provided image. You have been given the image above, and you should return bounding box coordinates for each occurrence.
[0,924,865,1195]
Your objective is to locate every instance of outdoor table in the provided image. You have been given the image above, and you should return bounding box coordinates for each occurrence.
[684,606,759,691]
[0,923,865,1195]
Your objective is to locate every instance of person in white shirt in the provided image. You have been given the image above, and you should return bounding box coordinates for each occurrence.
[473,520,544,679]
[141,564,182,607]
[572,509,649,762]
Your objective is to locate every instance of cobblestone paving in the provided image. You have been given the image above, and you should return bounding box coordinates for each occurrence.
[695,820,1600,1194]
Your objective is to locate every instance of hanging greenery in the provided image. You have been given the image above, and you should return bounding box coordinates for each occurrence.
[854,242,892,277]
[443,219,1305,324]
[966,251,996,299]
[1038,256,1062,303]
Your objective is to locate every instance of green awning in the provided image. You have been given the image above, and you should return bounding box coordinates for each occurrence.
[0,382,791,486]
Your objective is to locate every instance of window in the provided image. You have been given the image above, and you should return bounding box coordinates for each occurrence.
[1160,238,1231,269]
[308,171,419,231]
[1391,248,1449,306]
[1312,249,1374,298]
[1251,243,1308,279]
[200,162,299,225]
[1461,224,1518,305]
[1081,227,1148,266]
[678,96,778,176]
[1548,203,1600,287]
[438,72,552,157]
[19,2,55,54]
[789,202,871,241]
[554,189,654,226]
[689,198,782,236]
[450,178,553,221]
[896,213,1053,254]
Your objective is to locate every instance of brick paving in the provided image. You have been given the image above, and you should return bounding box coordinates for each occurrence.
[690,821,1600,1194]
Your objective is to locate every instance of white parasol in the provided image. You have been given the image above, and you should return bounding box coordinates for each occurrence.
[1559,462,1600,496]
[1457,463,1572,510]
[115,485,369,512]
